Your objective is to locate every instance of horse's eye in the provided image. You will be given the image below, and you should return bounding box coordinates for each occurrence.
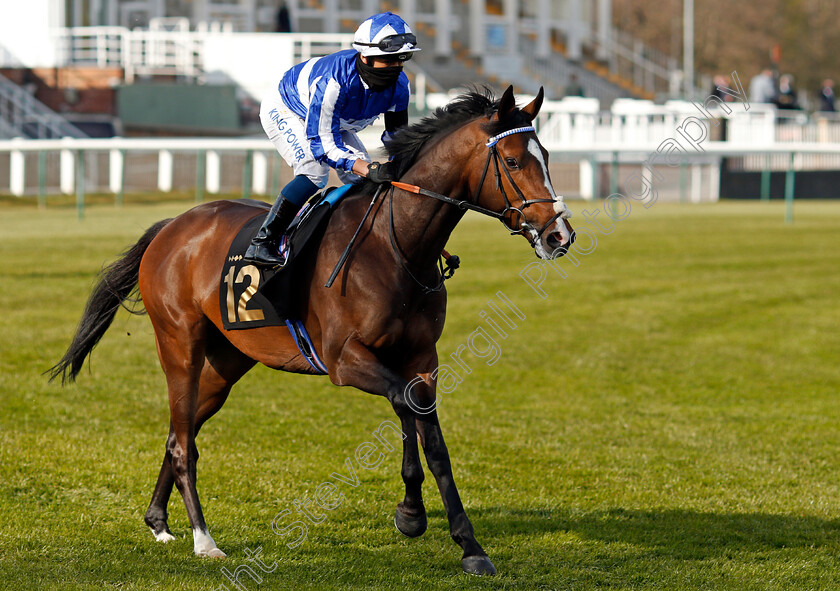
[505,157,519,169]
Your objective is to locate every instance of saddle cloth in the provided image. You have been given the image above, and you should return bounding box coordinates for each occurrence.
[218,185,353,372]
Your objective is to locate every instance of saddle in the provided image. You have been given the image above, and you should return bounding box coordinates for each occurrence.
[218,185,353,372]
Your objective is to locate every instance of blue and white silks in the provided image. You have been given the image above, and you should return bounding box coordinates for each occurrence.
[277,49,410,174]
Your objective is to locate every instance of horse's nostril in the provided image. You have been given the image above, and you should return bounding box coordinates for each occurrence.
[547,231,566,248]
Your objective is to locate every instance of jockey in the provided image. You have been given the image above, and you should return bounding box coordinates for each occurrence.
[245,11,421,266]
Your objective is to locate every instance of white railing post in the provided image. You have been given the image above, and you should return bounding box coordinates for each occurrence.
[641,163,653,205]
[109,148,124,194]
[253,151,268,195]
[324,0,339,33]
[207,150,221,194]
[691,163,702,203]
[535,0,550,59]
[124,31,134,83]
[568,0,583,60]
[414,71,426,113]
[579,159,594,200]
[158,149,173,192]
[60,139,76,195]
[10,138,25,196]
[400,0,417,40]
[363,0,377,18]
[97,29,107,67]
[504,0,518,56]
[709,160,720,202]
[596,0,611,60]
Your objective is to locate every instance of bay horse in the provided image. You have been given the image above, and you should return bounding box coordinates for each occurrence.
[50,86,574,575]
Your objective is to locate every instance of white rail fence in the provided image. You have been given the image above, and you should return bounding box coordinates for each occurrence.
[2,136,838,224]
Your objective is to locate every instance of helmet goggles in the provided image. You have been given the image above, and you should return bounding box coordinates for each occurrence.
[355,33,417,53]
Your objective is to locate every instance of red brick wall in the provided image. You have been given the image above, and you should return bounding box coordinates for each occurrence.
[0,67,123,115]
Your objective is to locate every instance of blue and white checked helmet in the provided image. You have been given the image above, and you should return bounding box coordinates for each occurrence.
[353,12,421,59]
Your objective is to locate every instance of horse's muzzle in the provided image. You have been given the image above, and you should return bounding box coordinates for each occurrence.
[544,228,576,259]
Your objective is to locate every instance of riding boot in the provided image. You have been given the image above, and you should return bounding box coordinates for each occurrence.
[243,196,300,266]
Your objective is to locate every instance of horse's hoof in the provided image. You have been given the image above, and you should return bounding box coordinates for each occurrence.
[461,555,496,576]
[394,507,427,538]
[149,527,175,543]
[198,547,227,559]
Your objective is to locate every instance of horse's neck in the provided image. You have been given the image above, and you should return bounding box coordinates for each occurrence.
[386,179,463,270]
[386,139,473,268]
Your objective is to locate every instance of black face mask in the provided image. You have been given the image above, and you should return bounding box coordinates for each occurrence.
[355,53,403,92]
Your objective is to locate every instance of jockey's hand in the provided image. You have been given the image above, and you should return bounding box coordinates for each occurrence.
[366,161,396,184]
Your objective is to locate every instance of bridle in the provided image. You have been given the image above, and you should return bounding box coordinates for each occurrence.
[384,125,572,293]
[392,125,571,243]
[325,124,573,293]
[476,126,571,239]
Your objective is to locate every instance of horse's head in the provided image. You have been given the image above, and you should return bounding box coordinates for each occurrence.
[468,86,575,260]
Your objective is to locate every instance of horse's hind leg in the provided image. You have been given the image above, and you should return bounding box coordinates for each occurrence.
[146,327,255,550]
[145,426,178,542]
[149,319,246,558]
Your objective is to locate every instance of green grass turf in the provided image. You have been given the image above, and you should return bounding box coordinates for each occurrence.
[1,196,839,590]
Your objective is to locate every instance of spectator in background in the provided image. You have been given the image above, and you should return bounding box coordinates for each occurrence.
[749,68,776,104]
[775,74,799,110]
[818,79,836,112]
[564,73,584,97]
[710,74,733,102]
[276,2,291,33]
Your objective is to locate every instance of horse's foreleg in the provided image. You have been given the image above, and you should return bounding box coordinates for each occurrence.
[393,414,427,537]
[330,342,490,573]
[416,411,496,575]
[331,340,426,529]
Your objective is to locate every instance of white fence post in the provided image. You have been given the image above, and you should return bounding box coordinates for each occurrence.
[206,150,221,194]
[60,140,76,195]
[642,164,654,206]
[109,148,124,193]
[158,149,173,192]
[10,139,25,196]
[252,151,268,195]
[579,159,594,200]
[691,163,702,203]
[470,0,484,56]
[708,161,720,202]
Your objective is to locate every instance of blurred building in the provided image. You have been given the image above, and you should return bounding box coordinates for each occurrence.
[0,0,685,138]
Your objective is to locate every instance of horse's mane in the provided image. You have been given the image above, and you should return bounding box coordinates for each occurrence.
[361,87,532,188]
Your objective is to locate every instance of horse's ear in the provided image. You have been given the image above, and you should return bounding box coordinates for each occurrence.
[521,87,544,121]
[493,85,516,121]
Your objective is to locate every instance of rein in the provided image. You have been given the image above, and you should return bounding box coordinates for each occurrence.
[387,185,446,294]
[326,125,570,293]
[324,184,384,288]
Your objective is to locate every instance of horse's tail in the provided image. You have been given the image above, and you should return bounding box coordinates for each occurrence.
[48,218,173,385]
